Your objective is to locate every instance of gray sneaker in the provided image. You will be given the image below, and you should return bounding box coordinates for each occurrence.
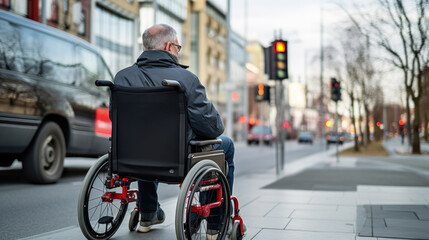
[137,208,165,233]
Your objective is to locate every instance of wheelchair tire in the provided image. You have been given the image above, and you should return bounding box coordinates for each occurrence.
[175,160,231,240]
[231,221,243,240]
[77,154,128,240]
[128,209,139,231]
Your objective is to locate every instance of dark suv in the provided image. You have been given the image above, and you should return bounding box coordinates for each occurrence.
[0,10,112,183]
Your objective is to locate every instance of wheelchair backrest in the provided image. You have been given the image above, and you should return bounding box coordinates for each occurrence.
[109,84,188,183]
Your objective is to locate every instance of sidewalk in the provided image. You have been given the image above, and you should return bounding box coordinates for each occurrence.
[24,139,429,240]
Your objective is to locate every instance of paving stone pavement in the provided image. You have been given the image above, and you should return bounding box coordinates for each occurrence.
[22,138,429,240]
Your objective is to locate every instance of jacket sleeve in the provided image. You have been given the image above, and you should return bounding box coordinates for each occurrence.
[186,75,224,139]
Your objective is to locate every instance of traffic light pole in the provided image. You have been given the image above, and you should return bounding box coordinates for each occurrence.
[275,80,285,175]
[259,102,264,148]
[275,82,280,175]
[335,101,339,164]
[280,81,285,171]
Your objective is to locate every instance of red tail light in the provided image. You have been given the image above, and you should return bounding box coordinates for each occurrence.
[95,107,111,137]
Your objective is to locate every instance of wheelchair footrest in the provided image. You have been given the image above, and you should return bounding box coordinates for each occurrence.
[98,216,114,224]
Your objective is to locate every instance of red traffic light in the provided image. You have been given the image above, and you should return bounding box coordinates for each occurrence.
[283,121,289,129]
[275,41,286,53]
[399,119,404,126]
[377,122,381,127]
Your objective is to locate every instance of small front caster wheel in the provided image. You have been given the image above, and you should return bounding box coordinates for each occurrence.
[231,221,243,240]
[129,209,139,231]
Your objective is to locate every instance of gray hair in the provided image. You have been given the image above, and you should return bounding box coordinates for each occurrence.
[142,24,177,51]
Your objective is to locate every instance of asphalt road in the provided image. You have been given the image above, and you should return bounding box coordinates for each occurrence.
[0,139,326,240]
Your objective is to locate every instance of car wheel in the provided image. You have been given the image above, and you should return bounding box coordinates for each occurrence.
[22,122,65,184]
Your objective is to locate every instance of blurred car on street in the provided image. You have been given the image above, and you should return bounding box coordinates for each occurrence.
[0,10,112,184]
[298,131,314,144]
[247,125,274,145]
[326,132,344,145]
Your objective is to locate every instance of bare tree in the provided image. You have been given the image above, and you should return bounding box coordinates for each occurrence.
[333,25,367,151]
[344,0,429,153]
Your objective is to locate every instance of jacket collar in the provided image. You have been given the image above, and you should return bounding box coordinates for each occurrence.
[136,50,189,69]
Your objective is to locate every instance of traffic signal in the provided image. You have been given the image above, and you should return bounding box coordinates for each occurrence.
[264,40,288,80]
[330,78,341,102]
[255,84,270,102]
[326,120,332,128]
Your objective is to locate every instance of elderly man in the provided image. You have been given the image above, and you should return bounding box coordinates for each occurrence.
[113,24,235,234]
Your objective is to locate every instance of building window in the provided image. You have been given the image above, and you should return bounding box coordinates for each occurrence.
[190,12,199,75]
[10,0,27,16]
[93,7,134,74]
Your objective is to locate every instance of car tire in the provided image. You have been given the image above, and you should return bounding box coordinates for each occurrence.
[22,122,65,184]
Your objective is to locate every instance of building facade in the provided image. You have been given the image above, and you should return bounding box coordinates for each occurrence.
[138,0,187,62]
[230,30,246,141]
[91,0,139,75]
[1,0,139,75]
[186,0,227,111]
[246,40,270,129]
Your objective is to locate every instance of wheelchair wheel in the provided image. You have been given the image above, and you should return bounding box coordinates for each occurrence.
[77,154,128,240]
[231,221,243,240]
[128,208,139,231]
[175,160,231,240]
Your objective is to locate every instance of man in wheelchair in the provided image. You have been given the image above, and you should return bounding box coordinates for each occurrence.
[113,24,236,234]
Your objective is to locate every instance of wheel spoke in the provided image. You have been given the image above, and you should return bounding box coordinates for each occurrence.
[90,186,104,193]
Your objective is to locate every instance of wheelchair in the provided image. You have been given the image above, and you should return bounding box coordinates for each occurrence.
[77,80,245,240]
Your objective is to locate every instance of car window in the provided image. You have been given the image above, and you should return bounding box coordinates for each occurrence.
[77,46,113,90]
[0,19,24,72]
[2,24,79,84]
[251,126,271,134]
[38,32,78,84]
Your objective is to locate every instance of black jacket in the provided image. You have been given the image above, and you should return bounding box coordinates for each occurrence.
[113,50,224,141]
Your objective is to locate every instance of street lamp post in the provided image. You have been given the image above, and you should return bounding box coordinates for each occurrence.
[226,0,233,138]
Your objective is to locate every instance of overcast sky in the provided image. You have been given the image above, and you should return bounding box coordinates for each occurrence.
[210,0,357,83]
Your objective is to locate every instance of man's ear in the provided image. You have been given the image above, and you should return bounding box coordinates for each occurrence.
[164,42,171,51]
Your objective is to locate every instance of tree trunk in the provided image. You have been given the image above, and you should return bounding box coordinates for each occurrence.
[424,113,428,142]
[357,100,363,145]
[364,103,370,143]
[350,94,359,152]
[406,91,412,146]
[412,97,421,154]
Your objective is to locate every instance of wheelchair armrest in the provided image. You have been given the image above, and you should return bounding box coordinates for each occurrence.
[189,139,222,146]
[95,80,114,89]
[162,79,182,89]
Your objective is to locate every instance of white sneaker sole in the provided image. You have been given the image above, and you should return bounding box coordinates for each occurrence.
[206,233,219,240]
[137,225,151,233]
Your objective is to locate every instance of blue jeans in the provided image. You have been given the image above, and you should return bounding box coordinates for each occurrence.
[138,135,235,216]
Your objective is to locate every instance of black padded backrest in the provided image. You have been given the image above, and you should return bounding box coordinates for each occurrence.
[110,85,187,183]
